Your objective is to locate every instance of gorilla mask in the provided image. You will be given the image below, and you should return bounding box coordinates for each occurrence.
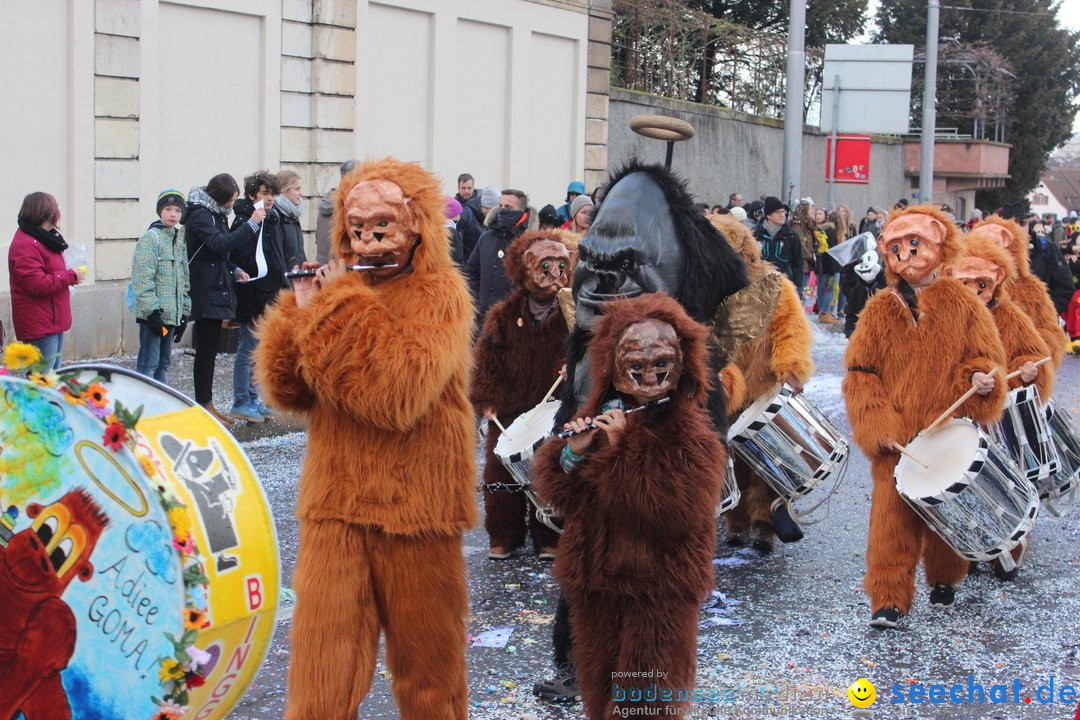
[573,172,686,331]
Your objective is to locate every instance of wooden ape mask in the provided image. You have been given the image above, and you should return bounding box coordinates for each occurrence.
[613,318,683,404]
[343,179,420,281]
[522,239,571,302]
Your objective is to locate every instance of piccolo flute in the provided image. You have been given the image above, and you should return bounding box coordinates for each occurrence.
[285,263,399,279]
[556,396,671,439]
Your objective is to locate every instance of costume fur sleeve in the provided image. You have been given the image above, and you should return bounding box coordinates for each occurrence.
[719,364,747,416]
[768,279,814,383]
[469,295,514,413]
[255,291,316,413]
[291,267,473,432]
[843,293,907,455]
[993,299,1054,398]
[1011,275,1068,371]
[948,287,1008,425]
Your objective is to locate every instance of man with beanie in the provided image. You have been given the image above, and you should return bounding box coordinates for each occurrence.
[315,159,357,264]
[539,204,562,230]
[131,189,190,384]
[459,185,499,263]
[754,196,804,286]
[465,189,530,321]
[556,181,586,223]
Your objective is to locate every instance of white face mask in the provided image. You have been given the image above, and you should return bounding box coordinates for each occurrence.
[855,250,882,283]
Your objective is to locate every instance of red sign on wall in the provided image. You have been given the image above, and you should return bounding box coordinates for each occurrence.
[825,135,871,184]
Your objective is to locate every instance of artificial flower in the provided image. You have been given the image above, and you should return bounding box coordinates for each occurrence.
[89,402,110,419]
[85,382,108,408]
[4,342,41,370]
[103,421,128,451]
[186,644,212,670]
[185,671,207,688]
[184,607,209,630]
[61,388,85,406]
[167,506,192,537]
[28,371,56,387]
[153,699,189,719]
[158,658,186,683]
[139,454,158,479]
[106,412,119,425]
[173,532,195,555]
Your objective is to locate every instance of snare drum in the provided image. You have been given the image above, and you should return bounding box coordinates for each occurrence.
[1043,400,1080,514]
[494,401,563,532]
[895,418,1038,569]
[986,385,1059,483]
[727,385,848,501]
[0,364,278,719]
[716,456,741,516]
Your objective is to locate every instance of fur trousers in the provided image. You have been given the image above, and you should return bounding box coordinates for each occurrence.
[285,521,468,720]
[568,590,699,719]
[866,455,970,614]
[483,430,560,551]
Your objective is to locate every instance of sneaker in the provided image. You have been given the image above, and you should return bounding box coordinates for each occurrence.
[488,546,511,560]
[929,584,955,607]
[229,402,266,424]
[869,607,902,629]
[253,398,277,418]
[819,312,839,325]
[537,547,557,561]
[533,664,581,704]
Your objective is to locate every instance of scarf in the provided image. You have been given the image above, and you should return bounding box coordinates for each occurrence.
[187,186,227,217]
[527,295,557,324]
[17,220,67,253]
[897,279,919,323]
[275,193,304,220]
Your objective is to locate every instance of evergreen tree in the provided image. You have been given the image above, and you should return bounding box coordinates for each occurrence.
[874,0,1080,207]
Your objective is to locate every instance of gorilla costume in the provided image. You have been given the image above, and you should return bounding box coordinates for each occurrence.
[537,160,749,700]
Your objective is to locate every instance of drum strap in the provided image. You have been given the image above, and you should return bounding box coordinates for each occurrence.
[848,365,878,376]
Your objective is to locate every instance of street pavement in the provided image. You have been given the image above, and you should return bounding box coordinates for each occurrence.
[96,319,1080,719]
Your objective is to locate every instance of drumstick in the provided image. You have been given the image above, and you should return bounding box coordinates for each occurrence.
[891,442,929,469]
[1004,356,1052,381]
[489,415,507,434]
[526,375,564,425]
[923,366,1001,436]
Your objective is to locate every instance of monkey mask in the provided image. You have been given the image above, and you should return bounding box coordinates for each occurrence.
[877,212,947,286]
[523,240,571,302]
[949,256,1004,305]
[967,221,1014,253]
[343,178,420,281]
[613,318,683,405]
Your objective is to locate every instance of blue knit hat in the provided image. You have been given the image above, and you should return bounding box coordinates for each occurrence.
[157,188,185,216]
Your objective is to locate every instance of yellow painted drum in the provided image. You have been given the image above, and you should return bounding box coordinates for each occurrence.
[0,364,278,720]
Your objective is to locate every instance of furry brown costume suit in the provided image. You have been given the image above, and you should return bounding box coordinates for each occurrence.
[255,158,477,720]
[710,215,814,547]
[843,205,1007,625]
[470,230,574,556]
[946,236,1054,398]
[969,216,1068,371]
[533,293,726,719]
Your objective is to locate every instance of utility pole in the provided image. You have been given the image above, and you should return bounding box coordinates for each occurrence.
[782,0,806,206]
[919,0,940,204]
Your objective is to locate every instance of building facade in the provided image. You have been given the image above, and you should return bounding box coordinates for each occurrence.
[1,0,613,357]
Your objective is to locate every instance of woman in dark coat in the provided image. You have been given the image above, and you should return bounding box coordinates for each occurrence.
[184,173,261,425]
[274,169,307,270]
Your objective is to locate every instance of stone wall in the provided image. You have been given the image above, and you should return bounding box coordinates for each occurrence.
[606,88,908,214]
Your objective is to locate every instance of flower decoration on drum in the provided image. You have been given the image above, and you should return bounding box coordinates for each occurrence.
[4,340,43,371]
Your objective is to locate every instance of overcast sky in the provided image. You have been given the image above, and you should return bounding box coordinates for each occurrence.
[863,0,1080,133]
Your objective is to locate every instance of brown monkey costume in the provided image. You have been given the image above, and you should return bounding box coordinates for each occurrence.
[255,158,476,719]
[470,229,574,558]
[843,205,1007,629]
[710,214,814,551]
[533,293,726,719]
[968,216,1068,371]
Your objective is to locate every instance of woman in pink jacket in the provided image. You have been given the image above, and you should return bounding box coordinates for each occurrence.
[7,192,86,369]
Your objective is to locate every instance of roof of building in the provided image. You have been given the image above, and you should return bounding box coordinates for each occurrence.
[1041,166,1080,211]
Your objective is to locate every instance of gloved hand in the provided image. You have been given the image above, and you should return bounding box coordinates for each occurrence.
[147,309,164,331]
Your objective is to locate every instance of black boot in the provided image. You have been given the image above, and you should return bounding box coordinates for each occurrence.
[772,505,804,543]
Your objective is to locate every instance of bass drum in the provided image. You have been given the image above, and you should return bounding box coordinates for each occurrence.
[0,364,278,720]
